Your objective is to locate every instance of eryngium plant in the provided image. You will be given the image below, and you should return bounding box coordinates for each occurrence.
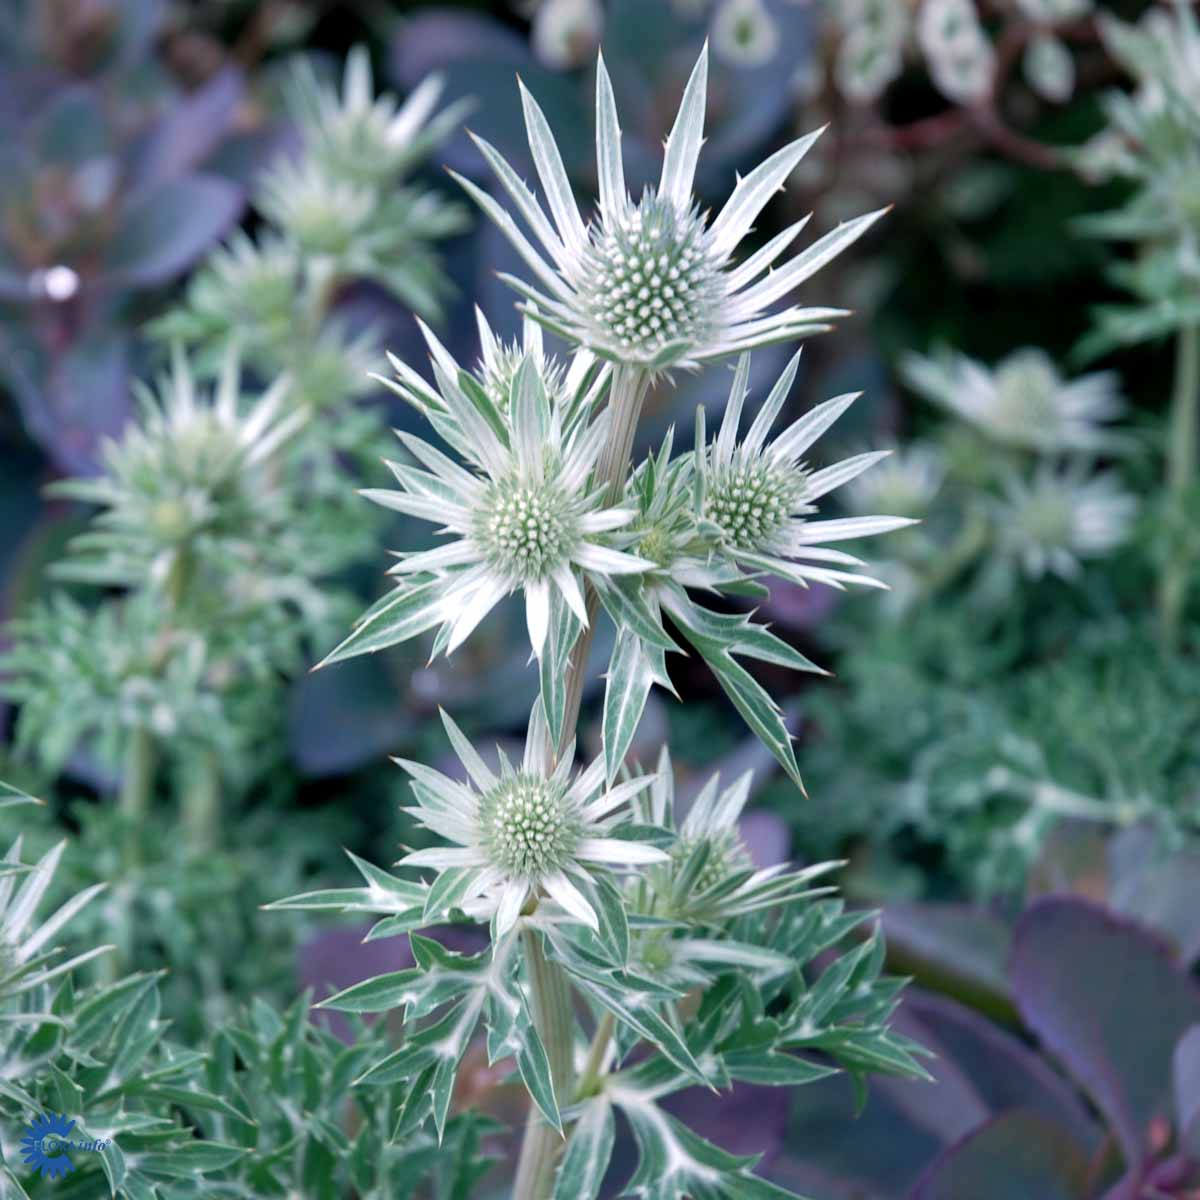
[276,46,927,1200]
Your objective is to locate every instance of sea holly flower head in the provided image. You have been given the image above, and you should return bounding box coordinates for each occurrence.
[397,707,666,936]
[843,441,946,520]
[634,748,840,925]
[698,352,916,590]
[50,346,302,591]
[325,347,651,665]
[456,44,887,371]
[901,347,1127,456]
[997,463,1136,580]
[287,46,471,190]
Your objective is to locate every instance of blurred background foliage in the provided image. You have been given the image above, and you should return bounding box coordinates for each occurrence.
[2,0,1200,1197]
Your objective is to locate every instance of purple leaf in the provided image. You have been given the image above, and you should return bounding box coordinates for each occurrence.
[102,174,243,288]
[38,327,132,475]
[882,903,1015,1020]
[882,991,1099,1150]
[288,656,402,778]
[1109,827,1200,967]
[911,1110,1091,1200]
[662,1081,789,1166]
[390,10,529,84]
[1009,897,1200,1171]
[738,810,790,869]
[1175,1026,1200,1160]
[128,67,245,187]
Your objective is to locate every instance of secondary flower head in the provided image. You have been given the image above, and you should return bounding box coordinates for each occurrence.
[50,346,301,590]
[698,353,916,589]
[456,45,886,372]
[997,463,1135,579]
[397,707,666,935]
[843,441,946,519]
[342,342,651,662]
[901,347,1126,456]
[637,747,839,924]
[287,46,470,190]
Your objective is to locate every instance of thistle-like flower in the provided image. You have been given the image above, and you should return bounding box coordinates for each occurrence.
[287,46,470,190]
[328,346,650,664]
[843,442,946,519]
[636,748,838,925]
[152,231,297,361]
[901,347,1126,456]
[697,353,916,589]
[456,45,885,371]
[257,158,379,260]
[51,347,302,591]
[997,464,1135,579]
[397,707,666,935]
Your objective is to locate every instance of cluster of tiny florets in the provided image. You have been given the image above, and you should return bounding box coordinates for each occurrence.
[479,775,577,876]
[671,830,747,896]
[479,344,567,412]
[578,194,718,359]
[705,460,806,551]
[478,478,575,582]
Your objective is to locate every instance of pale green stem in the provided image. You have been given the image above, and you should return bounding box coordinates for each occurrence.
[576,1011,616,1100]
[118,726,156,868]
[513,927,578,1200]
[514,365,650,1200]
[183,749,222,854]
[1159,323,1200,649]
[1028,780,1143,828]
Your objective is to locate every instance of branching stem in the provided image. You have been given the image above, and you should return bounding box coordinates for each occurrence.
[515,364,650,1200]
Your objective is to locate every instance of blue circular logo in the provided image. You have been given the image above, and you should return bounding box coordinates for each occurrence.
[20,1112,77,1180]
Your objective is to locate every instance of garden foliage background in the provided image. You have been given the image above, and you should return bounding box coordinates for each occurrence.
[1,0,1200,1197]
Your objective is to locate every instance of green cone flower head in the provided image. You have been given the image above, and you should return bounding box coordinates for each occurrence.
[325,340,650,665]
[636,748,839,925]
[699,353,916,589]
[397,707,666,935]
[456,44,886,371]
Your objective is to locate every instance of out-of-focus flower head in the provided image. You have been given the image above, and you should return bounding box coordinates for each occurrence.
[901,347,1127,456]
[996,463,1135,580]
[49,346,303,592]
[286,47,472,190]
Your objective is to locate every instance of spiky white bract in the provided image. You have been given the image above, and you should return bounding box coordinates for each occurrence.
[397,708,666,936]
[997,464,1136,580]
[344,345,651,663]
[456,44,886,372]
[697,352,916,590]
[901,347,1127,456]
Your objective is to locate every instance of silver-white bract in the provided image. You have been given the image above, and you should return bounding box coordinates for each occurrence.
[901,347,1127,455]
[697,353,916,590]
[455,44,887,371]
[365,340,651,660]
[396,708,665,936]
[997,463,1136,579]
